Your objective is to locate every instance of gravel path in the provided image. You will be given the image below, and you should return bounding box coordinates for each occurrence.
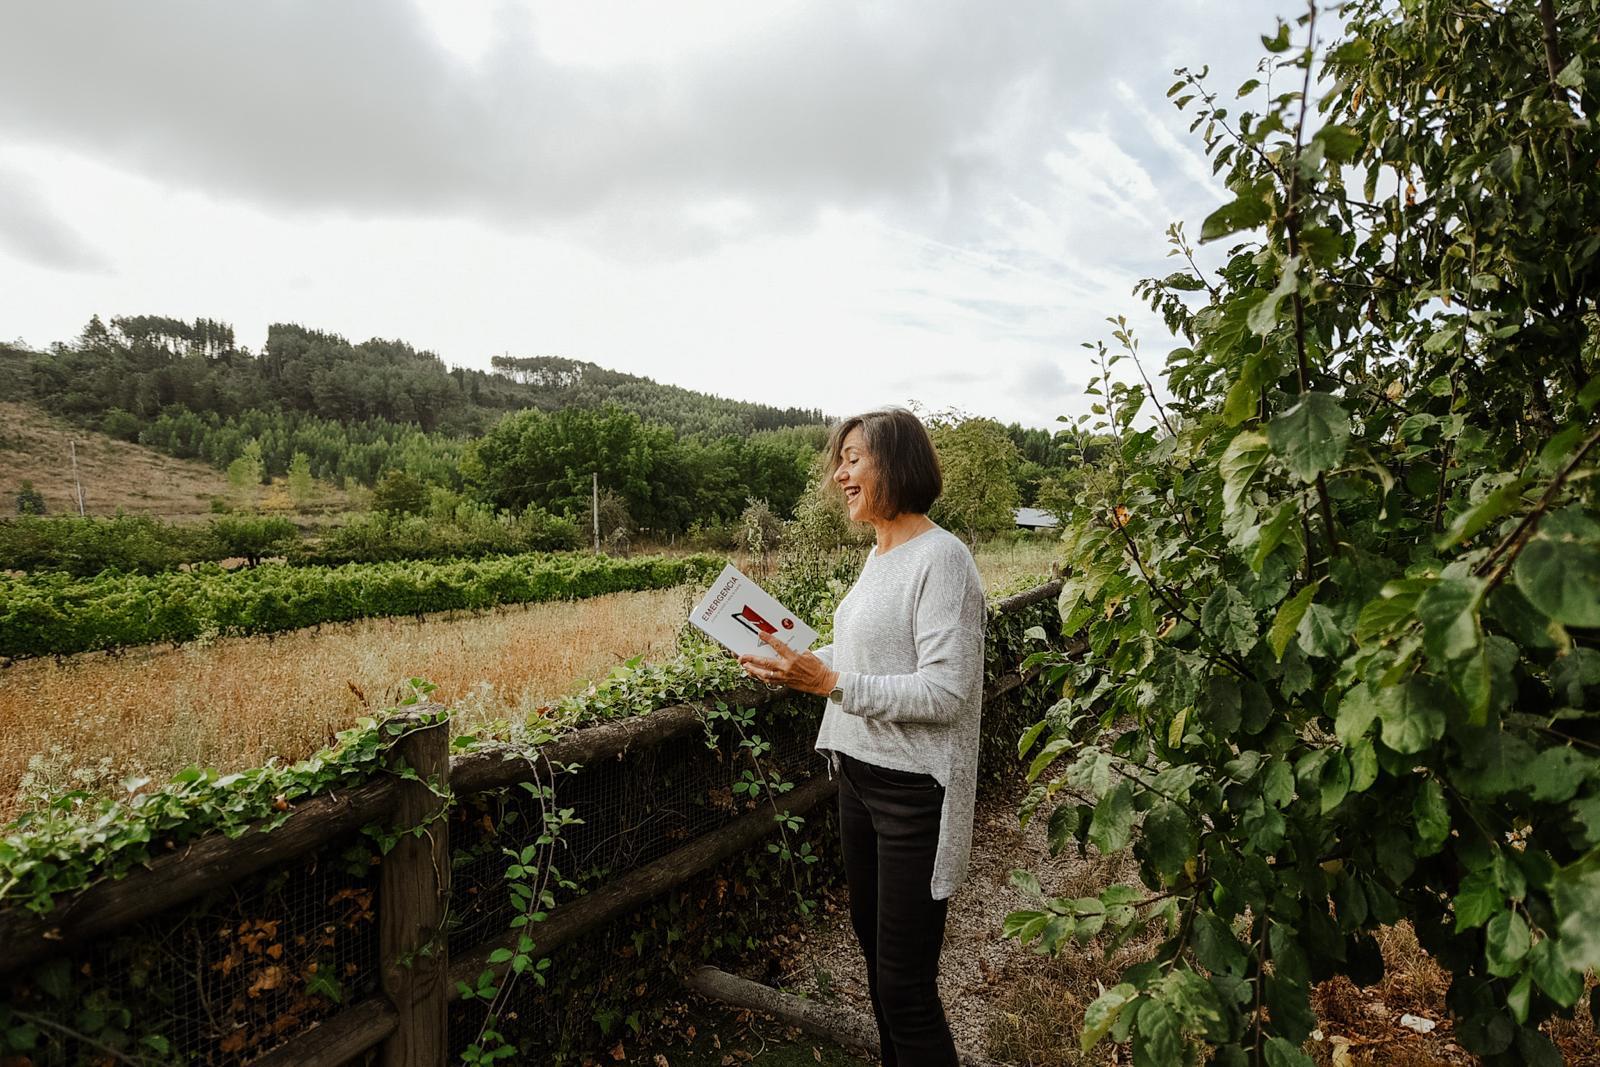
[764,774,1135,1067]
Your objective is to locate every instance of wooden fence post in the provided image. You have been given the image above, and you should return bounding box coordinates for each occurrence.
[379,706,451,1067]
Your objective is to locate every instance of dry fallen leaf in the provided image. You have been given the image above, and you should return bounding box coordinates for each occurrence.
[610,1040,626,1061]
[247,965,285,997]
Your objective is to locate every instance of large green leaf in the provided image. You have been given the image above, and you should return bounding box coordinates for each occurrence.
[1438,477,1527,549]
[1264,1037,1315,1067]
[1417,577,1484,662]
[1081,984,1136,1051]
[1454,868,1502,931]
[1297,601,1348,659]
[1377,676,1448,754]
[1251,498,1301,572]
[1248,257,1300,336]
[1144,801,1196,881]
[1202,583,1258,655]
[1413,777,1449,855]
[1201,190,1272,242]
[1134,1000,1181,1067]
[1192,913,1248,976]
[1221,431,1271,515]
[1515,538,1600,627]
[1089,779,1136,855]
[1529,938,1583,1006]
[1270,582,1320,661]
[1485,909,1531,976]
[1267,393,1351,483]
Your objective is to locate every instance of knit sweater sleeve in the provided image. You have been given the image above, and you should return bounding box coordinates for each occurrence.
[835,554,984,724]
[811,644,834,670]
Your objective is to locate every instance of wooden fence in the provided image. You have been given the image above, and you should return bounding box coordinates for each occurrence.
[0,577,1064,1067]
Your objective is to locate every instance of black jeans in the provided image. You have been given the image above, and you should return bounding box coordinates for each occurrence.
[836,752,959,1067]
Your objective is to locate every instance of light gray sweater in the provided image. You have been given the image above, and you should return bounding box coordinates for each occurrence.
[811,524,987,900]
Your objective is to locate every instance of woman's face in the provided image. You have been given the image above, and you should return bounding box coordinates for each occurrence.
[833,426,878,523]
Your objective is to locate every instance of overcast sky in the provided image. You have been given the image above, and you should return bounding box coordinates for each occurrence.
[0,1,1302,431]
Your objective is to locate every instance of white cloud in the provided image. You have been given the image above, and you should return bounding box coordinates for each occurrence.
[0,1,1302,430]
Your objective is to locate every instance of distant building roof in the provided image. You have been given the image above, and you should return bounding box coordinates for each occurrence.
[1014,507,1059,528]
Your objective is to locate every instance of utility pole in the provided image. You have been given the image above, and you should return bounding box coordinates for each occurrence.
[69,439,85,516]
[592,471,600,553]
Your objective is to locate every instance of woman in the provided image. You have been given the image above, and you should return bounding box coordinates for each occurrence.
[738,407,985,1067]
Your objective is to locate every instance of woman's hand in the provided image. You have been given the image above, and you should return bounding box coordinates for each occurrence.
[739,631,839,696]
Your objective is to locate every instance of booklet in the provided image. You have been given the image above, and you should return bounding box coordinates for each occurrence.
[690,563,819,658]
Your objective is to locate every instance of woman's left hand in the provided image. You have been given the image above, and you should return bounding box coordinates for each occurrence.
[739,631,838,696]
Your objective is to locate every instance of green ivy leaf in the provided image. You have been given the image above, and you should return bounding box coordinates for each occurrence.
[1515,538,1600,627]
[1251,499,1301,573]
[1223,353,1267,426]
[1009,868,1044,898]
[1556,53,1585,88]
[1553,862,1600,970]
[1348,739,1378,793]
[1193,912,1248,976]
[1262,758,1296,808]
[1248,258,1301,336]
[1046,802,1081,857]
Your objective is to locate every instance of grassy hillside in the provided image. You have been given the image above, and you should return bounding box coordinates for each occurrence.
[0,401,347,522]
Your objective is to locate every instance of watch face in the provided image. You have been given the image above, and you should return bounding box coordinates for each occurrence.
[829,687,844,703]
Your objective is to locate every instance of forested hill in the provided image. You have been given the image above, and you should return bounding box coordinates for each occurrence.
[6,315,828,440]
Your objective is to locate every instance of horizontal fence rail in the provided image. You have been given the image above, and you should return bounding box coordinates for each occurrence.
[0,576,1065,1067]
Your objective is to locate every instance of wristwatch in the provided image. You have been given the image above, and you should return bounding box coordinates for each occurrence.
[827,678,844,704]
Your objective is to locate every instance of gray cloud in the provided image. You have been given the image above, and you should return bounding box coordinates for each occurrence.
[0,1,1287,250]
[1015,358,1082,400]
[0,166,111,272]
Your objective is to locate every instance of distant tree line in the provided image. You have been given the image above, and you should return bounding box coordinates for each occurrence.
[4,313,1102,546]
[15,316,826,442]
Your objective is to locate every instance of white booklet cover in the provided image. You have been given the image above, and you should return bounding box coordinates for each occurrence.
[690,563,819,657]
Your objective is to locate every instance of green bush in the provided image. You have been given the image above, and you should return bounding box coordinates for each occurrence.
[0,515,219,576]
[1004,4,1600,1063]
[294,503,581,565]
[207,514,300,567]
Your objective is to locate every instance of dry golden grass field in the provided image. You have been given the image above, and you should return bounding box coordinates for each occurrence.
[0,538,1061,820]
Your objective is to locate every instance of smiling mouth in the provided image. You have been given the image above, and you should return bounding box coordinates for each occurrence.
[844,487,861,504]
